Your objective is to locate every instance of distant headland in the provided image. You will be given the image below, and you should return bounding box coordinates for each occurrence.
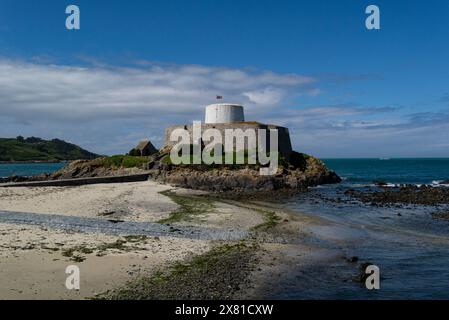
[0,136,100,162]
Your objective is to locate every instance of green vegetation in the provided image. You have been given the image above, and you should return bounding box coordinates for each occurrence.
[61,247,88,262]
[251,209,282,231]
[95,243,257,300]
[59,236,149,261]
[161,150,276,169]
[160,154,173,165]
[0,136,99,162]
[160,145,310,171]
[96,239,130,252]
[157,191,215,224]
[122,235,148,243]
[100,155,149,168]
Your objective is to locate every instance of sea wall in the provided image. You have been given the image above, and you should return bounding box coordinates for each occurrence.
[0,173,150,188]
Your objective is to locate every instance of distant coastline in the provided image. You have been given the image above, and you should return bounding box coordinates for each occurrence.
[0,136,100,162]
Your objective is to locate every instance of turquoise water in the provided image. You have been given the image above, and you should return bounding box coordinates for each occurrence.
[280,158,449,299]
[323,158,449,186]
[0,163,65,178]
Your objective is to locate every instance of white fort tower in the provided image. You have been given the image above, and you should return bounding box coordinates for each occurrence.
[205,103,244,124]
[164,102,293,160]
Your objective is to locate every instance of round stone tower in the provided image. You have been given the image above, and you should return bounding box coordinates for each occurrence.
[205,103,245,124]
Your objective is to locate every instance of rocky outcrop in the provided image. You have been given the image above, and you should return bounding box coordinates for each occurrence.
[1,151,341,194]
[48,159,147,180]
[432,211,449,220]
[0,158,148,183]
[345,185,449,205]
[146,154,341,193]
[0,175,36,183]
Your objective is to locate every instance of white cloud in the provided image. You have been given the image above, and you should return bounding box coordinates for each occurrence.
[243,87,284,105]
[257,105,449,158]
[1,58,447,158]
[0,59,315,154]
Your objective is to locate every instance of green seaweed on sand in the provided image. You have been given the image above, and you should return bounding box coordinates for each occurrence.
[94,242,258,300]
[60,236,149,261]
[251,209,282,231]
[157,190,215,224]
[123,235,148,243]
[61,247,87,262]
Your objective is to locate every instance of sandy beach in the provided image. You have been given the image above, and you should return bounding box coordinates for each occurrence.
[0,180,333,299]
[0,222,211,299]
[0,181,177,222]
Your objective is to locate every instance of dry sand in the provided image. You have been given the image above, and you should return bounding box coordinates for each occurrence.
[0,181,177,222]
[0,223,211,299]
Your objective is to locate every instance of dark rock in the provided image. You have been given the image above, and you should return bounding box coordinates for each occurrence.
[353,262,374,283]
[432,211,449,220]
[107,219,124,223]
[0,173,51,184]
[373,180,388,187]
[346,185,449,206]
[148,159,341,194]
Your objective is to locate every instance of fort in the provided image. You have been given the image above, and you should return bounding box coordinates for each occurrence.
[164,103,293,162]
[167,121,280,175]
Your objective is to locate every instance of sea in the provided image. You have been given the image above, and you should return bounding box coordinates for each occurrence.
[1,158,449,299]
[324,158,449,187]
[279,158,449,299]
[0,162,65,178]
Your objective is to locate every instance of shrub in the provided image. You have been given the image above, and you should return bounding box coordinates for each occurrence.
[122,156,148,168]
[102,155,148,168]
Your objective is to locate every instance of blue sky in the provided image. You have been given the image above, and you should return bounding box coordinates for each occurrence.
[0,0,448,157]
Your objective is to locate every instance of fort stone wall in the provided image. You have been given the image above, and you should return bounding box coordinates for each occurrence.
[164,122,293,160]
